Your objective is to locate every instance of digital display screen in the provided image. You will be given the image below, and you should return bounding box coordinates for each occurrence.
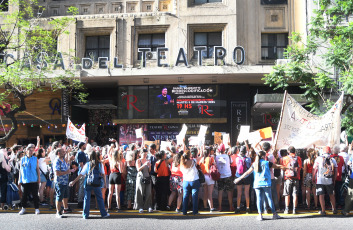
[149,85,220,118]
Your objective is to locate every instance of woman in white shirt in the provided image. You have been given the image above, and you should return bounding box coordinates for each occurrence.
[180,150,203,215]
[36,149,48,204]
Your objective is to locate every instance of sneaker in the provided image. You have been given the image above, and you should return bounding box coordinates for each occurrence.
[264,209,268,214]
[318,210,326,216]
[56,212,63,218]
[246,208,251,214]
[35,209,40,215]
[235,208,241,214]
[273,213,281,220]
[166,205,171,211]
[139,209,144,213]
[293,209,297,215]
[63,208,73,214]
[341,210,349,217]
[332,209,338,215]
[284,209,289,214]
[102,213,110,218]
[210,208,218,213]
[148,208,153,213]
[175,208,181,213]
[257,214,263,221]
[18,208,26,215]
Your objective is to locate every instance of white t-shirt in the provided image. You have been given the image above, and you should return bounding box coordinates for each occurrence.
[180,160,199,182]
[38,158,48,173]
[80,162,104,176]
[313,154,338,185]
[215,154,232,178]
[48,150,57,163]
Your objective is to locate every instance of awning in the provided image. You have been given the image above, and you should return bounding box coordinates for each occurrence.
[253,93,309,109]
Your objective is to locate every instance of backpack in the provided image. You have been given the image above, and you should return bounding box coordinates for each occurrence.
[210,164,220,181]
[236,156,248,175]
[319,156,334,179]
[86,163,102,187]
[6,182,20,207]
[285,156,299,179]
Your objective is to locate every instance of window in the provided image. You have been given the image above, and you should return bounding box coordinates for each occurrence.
[138,33,165,60]
[261,0,287,5]
[261,33,288,60]
[0,0,9,12]
[194,0,222,4]
[193,32,222,58]
[85,36,110,61]
[147,5,151,11]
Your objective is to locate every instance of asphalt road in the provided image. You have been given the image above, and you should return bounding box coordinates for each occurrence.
[1,208,352,230]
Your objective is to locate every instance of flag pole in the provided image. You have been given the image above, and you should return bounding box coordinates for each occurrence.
[273,90,288,150]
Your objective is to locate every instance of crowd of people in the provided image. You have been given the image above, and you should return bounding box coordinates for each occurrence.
[0,135,353,221]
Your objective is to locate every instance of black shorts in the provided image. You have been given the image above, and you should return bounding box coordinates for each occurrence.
[236,176,252,185]
[316,184,334,196]
[109,172,121,185]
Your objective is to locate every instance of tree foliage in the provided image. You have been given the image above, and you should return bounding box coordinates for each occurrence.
[0,0,87,143]
[263,0,353,135]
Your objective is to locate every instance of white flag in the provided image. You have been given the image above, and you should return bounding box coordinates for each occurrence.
[274,92,344,149]
[66,118,86,142]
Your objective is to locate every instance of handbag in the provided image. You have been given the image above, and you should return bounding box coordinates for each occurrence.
[195,160,205,184]
[40,168,49,181]
[141,176,151,184]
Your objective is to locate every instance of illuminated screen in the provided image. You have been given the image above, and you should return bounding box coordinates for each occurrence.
[149,85,220,118]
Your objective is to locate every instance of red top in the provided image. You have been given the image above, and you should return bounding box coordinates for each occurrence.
[155,160,170,177]
[110,162,120,173]
[199,157,214,174]
[170,164,183,177]
[306,161,313,174]
[282,153,302,180]
[330,154,344,181]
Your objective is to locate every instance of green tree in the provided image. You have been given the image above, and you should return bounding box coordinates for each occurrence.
[0,0,87,143]
[263,0,353,135]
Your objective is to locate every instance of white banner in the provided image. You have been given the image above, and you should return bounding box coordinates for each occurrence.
[275,92,344,149]
[66,118,86,142]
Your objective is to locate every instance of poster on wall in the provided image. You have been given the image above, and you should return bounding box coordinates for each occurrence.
[149,85,220,119]
[119,124,147,144]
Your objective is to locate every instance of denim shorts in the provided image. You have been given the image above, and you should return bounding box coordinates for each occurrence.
[54,183,69,201]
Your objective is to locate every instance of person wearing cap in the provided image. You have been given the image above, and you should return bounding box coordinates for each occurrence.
[215,143,234,212]
[313,146,338,216]
[281,146,302,214]
[76,142,88,208]
[234,146,252,214]
[18,144,41,215]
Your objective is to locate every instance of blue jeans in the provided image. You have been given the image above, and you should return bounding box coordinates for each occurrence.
[83,186,107,219]
[182,180,200,215]
[255,187,276,214]
[263,179,279,210]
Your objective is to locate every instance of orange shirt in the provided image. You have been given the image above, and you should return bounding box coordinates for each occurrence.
[282,153,302,180]
[155,160,170,177]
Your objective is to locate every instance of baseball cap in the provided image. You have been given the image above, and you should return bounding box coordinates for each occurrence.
[26,144,35,150]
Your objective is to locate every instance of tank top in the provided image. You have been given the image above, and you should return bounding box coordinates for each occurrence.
[19,155,38,184]
[137,159,150,178]
[181,159,199,182]
[306,161,313,174]
[155,160,170,177]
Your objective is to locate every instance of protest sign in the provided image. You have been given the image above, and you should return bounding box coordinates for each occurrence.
[135,128,143,138]
[237,126,250,142]
[214,132,222,144]
[66,118,86,142]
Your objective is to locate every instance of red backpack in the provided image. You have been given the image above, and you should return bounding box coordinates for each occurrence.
[210,164,220,181]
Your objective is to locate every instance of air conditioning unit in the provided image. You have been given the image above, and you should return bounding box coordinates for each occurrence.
[146,52,166,60]
[276,59,291,65]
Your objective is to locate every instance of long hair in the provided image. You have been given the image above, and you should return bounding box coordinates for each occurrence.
[254,151,266,173]
[89,151,99,171]
[173,151,183,167]
[307,148,317,165]
[111,149,122,165]
[180,150,191,167]
[200,148,210,164]
[36,149,45,159]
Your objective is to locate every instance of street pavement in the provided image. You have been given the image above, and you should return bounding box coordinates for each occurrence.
[1,207,352,230]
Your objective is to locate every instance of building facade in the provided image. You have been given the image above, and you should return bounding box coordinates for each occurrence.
[1,0,307,146]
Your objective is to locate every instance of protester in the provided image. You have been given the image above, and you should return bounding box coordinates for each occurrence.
[125,149,138,210]
[147,144,157,210]
[215,144,234,212]
[18,144,40,215]
[341,152,353,216]
[167,150,183,212]
[180,150,203,215]
[135,148,152,213]
[303,148,318,210]
[37,148,48,204]
[69,151,109,219]
[154,150,171,211]
[234,150,287,221]
[76,141,88,208]
[53,148,74,218]
[312,146,338,216]
[282,146,302,214]
[0,149,12,210]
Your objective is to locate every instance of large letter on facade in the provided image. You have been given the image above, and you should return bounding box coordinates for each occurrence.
[138,48,151,68]
[175,48,188,67]
[53,52,65,70]
[194,46,206,66]
[157,47,169,67]
[233,46,245,65]
[214,46,226,66]
[82,58,93,69]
